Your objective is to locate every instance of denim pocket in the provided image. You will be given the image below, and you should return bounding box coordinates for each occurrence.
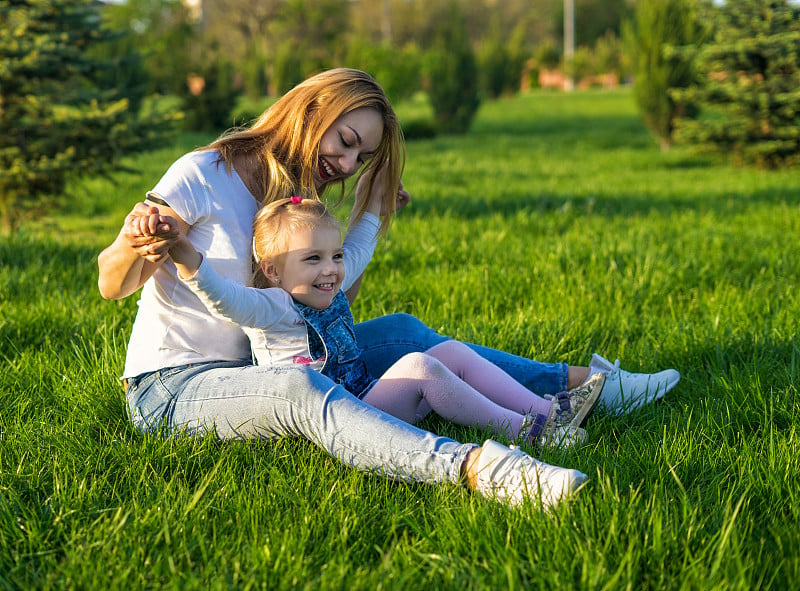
[325,317,361,364]
[127,369,178,432]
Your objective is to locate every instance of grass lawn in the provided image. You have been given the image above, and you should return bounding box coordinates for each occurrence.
[1,87,799,589]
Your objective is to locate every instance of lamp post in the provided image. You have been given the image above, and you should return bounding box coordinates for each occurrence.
[382,0,391,44]
[564,0,575,90]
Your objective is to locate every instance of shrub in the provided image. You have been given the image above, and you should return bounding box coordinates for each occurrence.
[345,41,423,104]
[181,60,242,133]
[0,0,179,230]
[534,41,561,70]
[400,119,437,140]
[477,25,512,99]
[424,1,481,134]
[241,56,269,101]
[624,0,709,149]
[671,0,800,168]
[272,41,306,97]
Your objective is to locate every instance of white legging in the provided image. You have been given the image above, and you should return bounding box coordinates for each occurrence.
[360,341,554,440]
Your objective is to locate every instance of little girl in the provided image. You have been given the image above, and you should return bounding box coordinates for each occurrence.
[145,197,604,448]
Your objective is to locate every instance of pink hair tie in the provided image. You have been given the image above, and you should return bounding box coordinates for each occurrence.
[290,195,302,204]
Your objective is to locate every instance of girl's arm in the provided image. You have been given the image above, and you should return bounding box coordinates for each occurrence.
[168,231,203,279]
[97,201,187,299]
[123,209,288,330]
[181,258,292,330]
[344,168,410,303]
[341,213,380,292]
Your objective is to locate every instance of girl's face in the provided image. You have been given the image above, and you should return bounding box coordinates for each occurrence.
[315,107,383,189]
[270,224,345,310]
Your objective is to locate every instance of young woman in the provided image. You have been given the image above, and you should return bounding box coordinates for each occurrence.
[97,68,678,508]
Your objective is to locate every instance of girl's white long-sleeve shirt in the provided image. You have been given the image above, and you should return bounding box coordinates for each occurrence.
[181,212,381,369]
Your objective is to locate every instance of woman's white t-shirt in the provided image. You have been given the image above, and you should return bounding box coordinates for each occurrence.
[123,150,260,378]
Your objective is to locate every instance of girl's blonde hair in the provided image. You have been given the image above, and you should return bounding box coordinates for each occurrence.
[202,68,404,235]
[251,197,342,289]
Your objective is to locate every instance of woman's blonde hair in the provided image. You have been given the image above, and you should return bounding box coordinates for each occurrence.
[250,197,342,289]
[203,68,404,235]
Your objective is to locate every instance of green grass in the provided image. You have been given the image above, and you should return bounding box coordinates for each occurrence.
[2,87,799,589]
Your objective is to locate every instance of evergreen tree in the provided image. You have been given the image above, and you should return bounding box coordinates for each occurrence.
[101,0,196,97]
[182,56,242,133]
[0,0,179,230]
[425,1,481,134]
[671,0,800,168]
[624,0,709,149]
[478,18,513,100]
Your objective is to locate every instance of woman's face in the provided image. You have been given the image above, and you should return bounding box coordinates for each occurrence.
[315,107,383,189]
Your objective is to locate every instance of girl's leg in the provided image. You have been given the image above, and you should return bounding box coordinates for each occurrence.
[354,313,569,394]
[126,360,475,485]
[354,314,681,415]
[425,340,554,418]
[360,352,532,440]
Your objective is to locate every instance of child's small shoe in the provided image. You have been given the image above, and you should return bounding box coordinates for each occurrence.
[520,413,587,449]
[546,371,605,429]
[520,372,604,449]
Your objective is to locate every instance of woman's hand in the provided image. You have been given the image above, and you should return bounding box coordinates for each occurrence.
[98,201,188,300]
[123,203,181,263]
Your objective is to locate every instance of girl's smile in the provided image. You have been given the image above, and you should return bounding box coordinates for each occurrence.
[271,225,345,310]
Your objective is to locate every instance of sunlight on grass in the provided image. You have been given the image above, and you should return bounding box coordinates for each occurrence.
[2,88,799,589]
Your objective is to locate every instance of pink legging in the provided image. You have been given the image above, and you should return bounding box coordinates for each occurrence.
[360,341,554,440]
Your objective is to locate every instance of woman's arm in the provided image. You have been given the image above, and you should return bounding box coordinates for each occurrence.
[97,201,187,300]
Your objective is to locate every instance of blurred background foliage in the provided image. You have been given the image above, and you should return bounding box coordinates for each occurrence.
[92,0,640,130]
[1,0,798,230]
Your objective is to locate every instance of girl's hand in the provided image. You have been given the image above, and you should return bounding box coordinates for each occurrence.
[357,164,410,217]
[123,203,181,263]
[168,233,203,277]
[394,180,411,212]
[98,201,189,299]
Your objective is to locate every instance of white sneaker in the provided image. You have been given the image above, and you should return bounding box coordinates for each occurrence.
[474,440,588,508]
[590,353,680,415]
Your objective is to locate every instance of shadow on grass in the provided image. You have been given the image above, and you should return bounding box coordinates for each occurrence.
[471,111,655,151]
[407,104,799,221]
[403,184,800,222]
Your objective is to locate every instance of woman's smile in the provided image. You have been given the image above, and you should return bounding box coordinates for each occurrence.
[318,157,338,182]
[315,107,383,188]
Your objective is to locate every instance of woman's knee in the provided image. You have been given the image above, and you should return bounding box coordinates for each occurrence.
[355,314,450,375]
[356,313,446,346]
[384,312,428,332]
